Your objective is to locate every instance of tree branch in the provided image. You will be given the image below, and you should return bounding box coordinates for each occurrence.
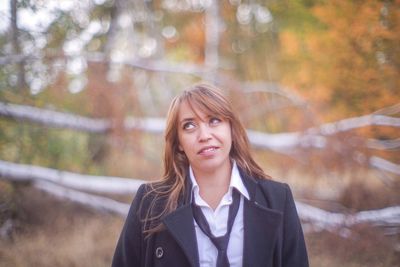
[369,156,400,176]
[0,160,146,195]
[297,201,400,234]
[1,101,400,152]
[35,180,130,216]
[0,160,396,234]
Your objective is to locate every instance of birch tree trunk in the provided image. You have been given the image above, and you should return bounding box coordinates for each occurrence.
[1,159,399,232]
[10,0,26,90]
[204,0,220,82]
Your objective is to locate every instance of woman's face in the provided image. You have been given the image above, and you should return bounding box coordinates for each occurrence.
[177,100,232,175]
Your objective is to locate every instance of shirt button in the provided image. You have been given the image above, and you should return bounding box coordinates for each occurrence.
[155,247,164,259]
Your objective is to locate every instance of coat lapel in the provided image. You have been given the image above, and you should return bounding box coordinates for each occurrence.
[161,171,283,267]
[162,178,200,267]
[162,204,199,267]
[241,172,283,266]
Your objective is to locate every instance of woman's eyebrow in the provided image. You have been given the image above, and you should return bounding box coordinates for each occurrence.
[179,117,195,124]
[180,113,213,125]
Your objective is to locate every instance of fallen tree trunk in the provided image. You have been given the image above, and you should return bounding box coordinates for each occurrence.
[33,178,400,235]
[1,160,399,232]
[0,102,165,134]
[369,156,400,176]
[2,159,399,199]
[35,180,130,216]
[0,52,210,76]
[32,177,400,234]
[296,202,400,231]
[2,101,399,151]
[0,160,146,195]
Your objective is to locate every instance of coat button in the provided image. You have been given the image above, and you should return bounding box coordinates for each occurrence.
[155,247,164,259]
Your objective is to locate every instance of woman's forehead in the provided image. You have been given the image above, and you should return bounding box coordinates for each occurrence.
[178,100,211,120]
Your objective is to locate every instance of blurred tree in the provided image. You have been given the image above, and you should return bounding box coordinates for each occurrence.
[0,0,398,179]
[279,0,400,121]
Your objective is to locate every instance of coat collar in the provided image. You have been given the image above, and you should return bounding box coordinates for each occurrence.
[162,204,200,267]
[239,170,283,266]
[162,169,283,267]
[162,175,199,267]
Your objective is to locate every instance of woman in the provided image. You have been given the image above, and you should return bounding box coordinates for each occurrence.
[112,83,309,267]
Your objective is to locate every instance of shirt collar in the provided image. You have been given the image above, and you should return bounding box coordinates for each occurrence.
[189,161,250,202]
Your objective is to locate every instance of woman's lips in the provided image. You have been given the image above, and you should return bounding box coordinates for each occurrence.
[198,146,219,156]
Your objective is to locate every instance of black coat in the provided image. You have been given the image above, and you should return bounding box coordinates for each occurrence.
[112,171,309,267]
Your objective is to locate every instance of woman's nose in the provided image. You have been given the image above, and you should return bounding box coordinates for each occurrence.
[198,123,212,142]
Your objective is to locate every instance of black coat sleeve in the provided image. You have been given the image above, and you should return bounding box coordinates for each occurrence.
[281,184,309,267]
[112,184,147,267]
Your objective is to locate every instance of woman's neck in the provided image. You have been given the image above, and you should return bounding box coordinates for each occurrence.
[192,163,232,210]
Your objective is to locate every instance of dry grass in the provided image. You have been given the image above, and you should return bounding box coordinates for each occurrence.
[0,184,124,267]
[0,182,399,267]
[307,226,400,267]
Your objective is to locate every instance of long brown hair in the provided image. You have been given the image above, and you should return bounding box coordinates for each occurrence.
[143,83,270,236]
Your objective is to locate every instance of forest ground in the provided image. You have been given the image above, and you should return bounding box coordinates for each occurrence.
[0,182,399,267]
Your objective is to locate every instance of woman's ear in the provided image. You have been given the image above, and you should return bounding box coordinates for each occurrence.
[178,144,184,152]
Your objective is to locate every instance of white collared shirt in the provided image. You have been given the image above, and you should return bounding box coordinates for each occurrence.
[190,162,249,267]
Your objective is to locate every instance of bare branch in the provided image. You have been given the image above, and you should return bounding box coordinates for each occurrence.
[10,0,27,89]
[311,114,400,135]
[204,0,220,81]
[2,101,400,152]
[0,102,110,133]
[103,0,123,57]
[0,54,31,65]
[1,159,398,232]
[0,52,210,76]
[247,130,326,151]
[38,179,400,231]
[373,102,400,116]
[241,81,309,108]
[369,156,400,176]
[124,117,165,133]
[94,57,209,76]
[367,138,400,150]
[35,180,130,216]
[0,160,146,195]
[297,201,400,233]
[0,101,167,134]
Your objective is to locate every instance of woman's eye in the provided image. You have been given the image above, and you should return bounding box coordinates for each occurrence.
[183,122,195,130]
[210,117,221,125]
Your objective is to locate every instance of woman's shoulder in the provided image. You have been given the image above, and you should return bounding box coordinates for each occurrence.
[134,182,151,200]
[255,177,294,208]
[135,181,167,201]
[257,177,290,192]
[134,180,174,208]
[130,182,168,218]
